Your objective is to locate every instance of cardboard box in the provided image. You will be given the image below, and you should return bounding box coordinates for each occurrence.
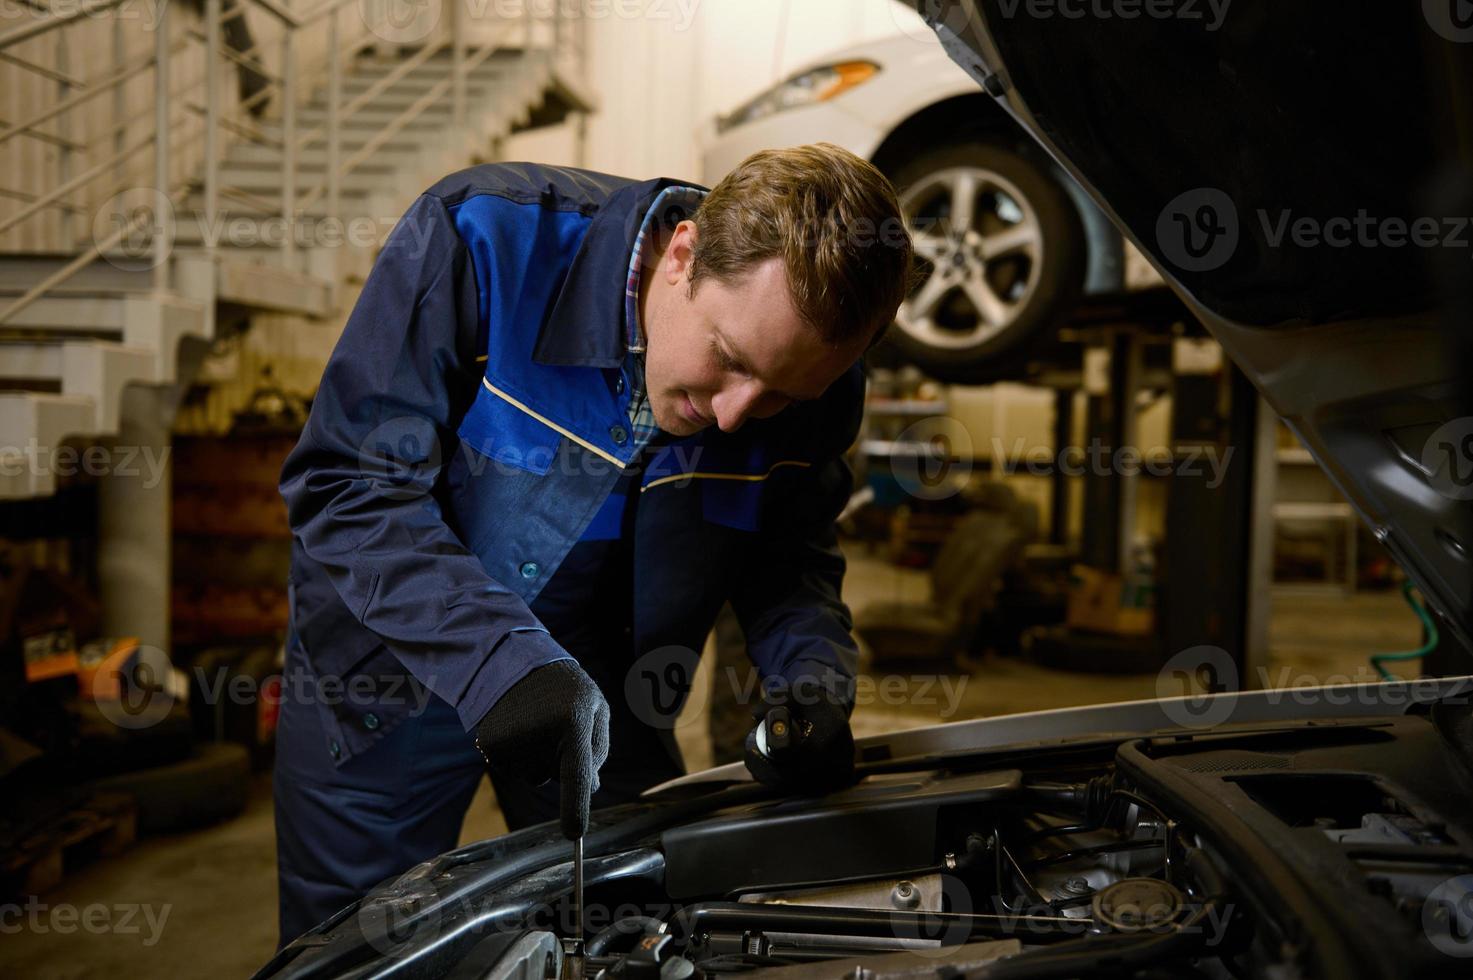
[1066,565,1154,637]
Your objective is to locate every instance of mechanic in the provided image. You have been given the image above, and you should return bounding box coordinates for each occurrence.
[272,143,913,944]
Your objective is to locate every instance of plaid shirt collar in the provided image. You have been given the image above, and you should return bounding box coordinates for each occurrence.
[623,185,708,445]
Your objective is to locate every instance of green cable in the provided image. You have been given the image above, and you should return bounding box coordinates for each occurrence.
[1370,580,1439,681]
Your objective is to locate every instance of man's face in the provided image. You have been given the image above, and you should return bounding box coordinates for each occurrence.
[640,221,868,437]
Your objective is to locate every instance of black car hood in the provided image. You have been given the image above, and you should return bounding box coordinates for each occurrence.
[917,0,1473,646]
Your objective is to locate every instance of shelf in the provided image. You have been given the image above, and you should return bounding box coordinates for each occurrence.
[1273,501,1354,521]
[864,399,949,416]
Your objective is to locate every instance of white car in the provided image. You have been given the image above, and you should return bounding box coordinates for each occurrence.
[702,33,1160,383]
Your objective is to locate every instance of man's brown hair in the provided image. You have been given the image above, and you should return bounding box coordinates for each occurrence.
[688,143,912,349]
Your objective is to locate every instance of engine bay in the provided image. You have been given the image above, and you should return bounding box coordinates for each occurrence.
[261,706,1473,980]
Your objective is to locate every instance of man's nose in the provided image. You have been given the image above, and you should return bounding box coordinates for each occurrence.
[712,381,764,433]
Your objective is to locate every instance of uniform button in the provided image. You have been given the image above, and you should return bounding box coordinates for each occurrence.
[610,425,628,445]
[614,377,625,394]
[329,740,341,759]
[363,712,379,731]
[519,561,539,579]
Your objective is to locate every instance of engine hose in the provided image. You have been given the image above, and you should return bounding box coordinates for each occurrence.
[1370,580,1439,680]
[585,916,666,957]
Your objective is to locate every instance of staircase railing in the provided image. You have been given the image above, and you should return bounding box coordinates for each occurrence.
[0,0,587,328]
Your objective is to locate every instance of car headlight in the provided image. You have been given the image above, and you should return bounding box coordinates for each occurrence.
[716,61,880,134]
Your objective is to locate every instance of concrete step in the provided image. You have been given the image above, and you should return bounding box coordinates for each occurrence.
[297,100,457,124]
[0,255,160,293]
[163,244,337,319]
[0,289,130,335]
[215,166,391,197]
[226,142,423,169]
[332,75,499,98]
[218,152,401,176]
[0,392,98,497]
[345,49,530,81]
[260,113,444,135]
[0,338,160,432]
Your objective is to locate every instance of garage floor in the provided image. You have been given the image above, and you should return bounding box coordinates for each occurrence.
[3,550,1427,978]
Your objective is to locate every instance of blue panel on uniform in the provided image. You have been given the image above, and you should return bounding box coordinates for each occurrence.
[701,479,762,531]
[581,491,628,540]
[456,382,563,476]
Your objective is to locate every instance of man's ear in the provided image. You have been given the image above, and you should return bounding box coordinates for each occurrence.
[663,219,698,287]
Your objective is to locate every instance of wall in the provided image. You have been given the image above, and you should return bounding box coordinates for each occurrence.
[506,0,927,179]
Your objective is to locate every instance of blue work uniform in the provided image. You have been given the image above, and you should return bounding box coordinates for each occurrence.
[272,162,865,944]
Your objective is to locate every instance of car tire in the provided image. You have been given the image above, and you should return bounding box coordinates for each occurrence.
[89,743,251,834]
[882,140,1086,383]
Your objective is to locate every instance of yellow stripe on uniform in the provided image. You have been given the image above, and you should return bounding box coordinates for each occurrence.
[641,459,811,492]
[479,376,628,468]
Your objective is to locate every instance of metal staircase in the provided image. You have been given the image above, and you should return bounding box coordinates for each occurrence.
[0,0,594,499]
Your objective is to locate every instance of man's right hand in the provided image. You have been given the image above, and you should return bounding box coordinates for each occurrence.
[473,660,611,838]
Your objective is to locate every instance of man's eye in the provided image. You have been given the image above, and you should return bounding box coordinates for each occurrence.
[715,346,745,374]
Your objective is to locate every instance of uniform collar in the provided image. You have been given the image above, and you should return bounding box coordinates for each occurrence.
[532,175,709,368]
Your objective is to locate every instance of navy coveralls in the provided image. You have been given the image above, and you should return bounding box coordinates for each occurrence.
[273,163,865,943]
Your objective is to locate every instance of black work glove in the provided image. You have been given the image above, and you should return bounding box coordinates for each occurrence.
[743,674,856,794]
[473,660,611,838]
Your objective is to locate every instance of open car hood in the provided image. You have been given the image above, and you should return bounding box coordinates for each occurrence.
[917,0,1473,647]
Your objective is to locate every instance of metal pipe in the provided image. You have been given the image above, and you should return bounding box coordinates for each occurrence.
[329,37,442,128]
[0,178,190,327]
[0,187,87,213]
[327,8,341,228]
[0,43,166,150]
[0,0,129,53]
[216,113,284,150]
[674,902,1095,948]
[0,124,156,236]
[281,26,297,262]
[111,9,124,189]
[205,0,221,232]
[451,0,465,128]
[0,49,86,87]
[294,42,497,214]
[55,24,77,245]
[154,0,170,290]
[217,183,288,215]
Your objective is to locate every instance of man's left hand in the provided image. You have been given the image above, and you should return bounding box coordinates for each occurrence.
[743,675,856,793]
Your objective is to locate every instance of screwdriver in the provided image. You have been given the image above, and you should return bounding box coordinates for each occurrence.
[572,834,584,948]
